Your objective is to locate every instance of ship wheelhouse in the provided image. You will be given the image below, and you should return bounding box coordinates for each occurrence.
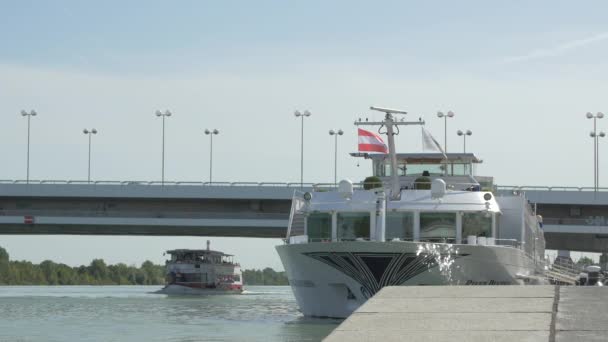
[351,152,494,191]
[294,152,503,246]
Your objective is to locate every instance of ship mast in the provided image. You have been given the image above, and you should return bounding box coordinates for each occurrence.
[355,106,425,200]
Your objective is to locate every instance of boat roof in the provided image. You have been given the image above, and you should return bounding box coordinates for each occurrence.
[165,249,233,257]
[349,152,482,163]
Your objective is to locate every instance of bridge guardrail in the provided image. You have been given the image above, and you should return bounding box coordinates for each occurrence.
[3,180,608,192]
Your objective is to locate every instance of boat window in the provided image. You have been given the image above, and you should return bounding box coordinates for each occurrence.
[374,160,386,177]
[420,212,456,241]
[386,211,413,240]
[405,164,445,176]
[337,212,370,240]
[307,213,332,242]
[462,212,492,238]
[451,163,472,176]
[181,273,202,283]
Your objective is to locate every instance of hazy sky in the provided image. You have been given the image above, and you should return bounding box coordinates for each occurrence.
[1,1,607,269]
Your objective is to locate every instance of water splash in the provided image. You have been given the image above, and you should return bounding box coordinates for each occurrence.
[416,243,461,284]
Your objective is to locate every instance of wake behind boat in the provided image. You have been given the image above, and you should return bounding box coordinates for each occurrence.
[276,106,547,318]
[155,240,244,295]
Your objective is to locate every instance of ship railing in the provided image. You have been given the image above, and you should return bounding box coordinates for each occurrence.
[302,237,522,248]
[545,262,581,285]
[493,239,520,248]
[401,182,484,191]
[496,185,608,192]
[285,191,306,241]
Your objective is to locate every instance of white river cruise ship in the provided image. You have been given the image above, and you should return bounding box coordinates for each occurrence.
[276,106,546,318]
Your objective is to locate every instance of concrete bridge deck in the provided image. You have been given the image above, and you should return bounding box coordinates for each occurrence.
[324,285,608,342]
[2,181,608,252]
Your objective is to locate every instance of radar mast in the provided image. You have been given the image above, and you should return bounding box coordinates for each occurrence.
[355,106,425,200]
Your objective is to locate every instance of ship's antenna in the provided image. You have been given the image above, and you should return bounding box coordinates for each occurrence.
[355,106,425,200]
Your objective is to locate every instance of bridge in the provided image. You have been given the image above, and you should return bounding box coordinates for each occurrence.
[1,180,608,255]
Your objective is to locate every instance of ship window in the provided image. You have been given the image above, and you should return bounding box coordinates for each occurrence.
[386,211,413,240]
[420,212,456,241]
[451,163,472,176]
[374,161,386,177]
[307,213,332,242]
[182,273,202,283]
[406,164,445,176]
[337,212,370,240]
[462,212,492,238]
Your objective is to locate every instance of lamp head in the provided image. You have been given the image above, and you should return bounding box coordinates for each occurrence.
[164,110,172,117]
[590,132,596,137]
[83,129,89,134]
[338,129,344,135]
[21,110,27,116]
[303,110,311,117]
[597,112,605,119]
[213,129,219,135]
[437,111,444,118]
[601,132,606,138]
[329,129,335,135]
[457,130,463,136]
[204,129,211,135]
[447,111,455,118]
[155,110,162,117]
[466,130,472,136]
[30,110,37,116]
[587,112,594,119]
[294,110,301,117]
[92,129,97,134]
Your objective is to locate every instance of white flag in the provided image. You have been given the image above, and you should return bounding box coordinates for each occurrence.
[422,128,446,157]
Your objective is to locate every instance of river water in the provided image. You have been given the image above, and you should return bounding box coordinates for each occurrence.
[0,286,339,342]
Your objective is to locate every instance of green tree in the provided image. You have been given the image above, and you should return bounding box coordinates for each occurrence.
[363,176,383,190]
[577,256,594,267]
[88,259,109,284]
[0,246,9,284]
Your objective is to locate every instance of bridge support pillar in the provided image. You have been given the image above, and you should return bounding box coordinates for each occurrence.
[554,250,573,268]
[600,252,608,271]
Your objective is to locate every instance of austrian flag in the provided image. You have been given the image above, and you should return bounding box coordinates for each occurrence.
[358,128,388,153]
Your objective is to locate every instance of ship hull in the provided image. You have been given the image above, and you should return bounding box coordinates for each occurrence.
[154,283,243,295]
[276,241,545,318]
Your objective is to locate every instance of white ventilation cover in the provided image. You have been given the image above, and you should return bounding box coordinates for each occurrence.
[431,179,447,198]
[338,179,354,198]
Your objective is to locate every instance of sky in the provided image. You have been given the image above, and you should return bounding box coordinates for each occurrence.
[1,1,607,269]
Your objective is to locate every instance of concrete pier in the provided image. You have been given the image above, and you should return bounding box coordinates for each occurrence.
[324,286,608,342]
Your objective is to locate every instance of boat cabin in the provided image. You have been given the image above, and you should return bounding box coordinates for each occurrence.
[350,152,493,191]
[165,249,237,265]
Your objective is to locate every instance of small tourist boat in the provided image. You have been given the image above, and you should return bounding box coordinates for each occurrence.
[577,265,605,286]
[155,240,244,295]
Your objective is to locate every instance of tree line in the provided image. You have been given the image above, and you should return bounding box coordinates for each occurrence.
[0,246,287,286]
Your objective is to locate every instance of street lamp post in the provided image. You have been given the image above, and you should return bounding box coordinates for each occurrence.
[587,112,604,190]
[437,111,455,152]
[590,130,606,190]
[155,110,172,185]
[21,110,37,183]
[83,128,98,183]
[456,129,472,153]
[204,129,219,183]
[294,110,311,188]
[329,129,344,186]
